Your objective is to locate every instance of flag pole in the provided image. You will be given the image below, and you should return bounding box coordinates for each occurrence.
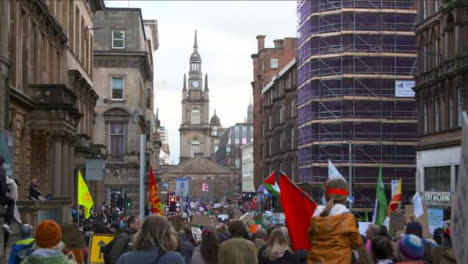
[349,142,353,210]
[140,135,145,220]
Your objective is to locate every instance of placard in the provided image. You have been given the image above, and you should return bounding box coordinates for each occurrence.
[192,215,212,227]
[88,234,116,264]
[395,80,415,97]
[61,224,85,249]
[358,222,372,236]
[405,205,430,238]
[389,212,405,236]
[427,208,444,234]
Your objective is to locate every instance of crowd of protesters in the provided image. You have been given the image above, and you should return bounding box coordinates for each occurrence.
[6,178,457,264]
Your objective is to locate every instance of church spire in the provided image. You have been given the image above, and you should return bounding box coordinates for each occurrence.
[183,73,187,91]
[194,30,198,50]
[204,73,209,91]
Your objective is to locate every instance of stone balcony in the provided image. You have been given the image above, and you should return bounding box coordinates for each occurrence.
[416,53,468,88]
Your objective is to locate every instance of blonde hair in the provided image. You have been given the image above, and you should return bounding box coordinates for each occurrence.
[263,229,291,261]
[132,215,178,252]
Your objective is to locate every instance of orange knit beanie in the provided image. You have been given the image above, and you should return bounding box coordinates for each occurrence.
[35,220,62,248]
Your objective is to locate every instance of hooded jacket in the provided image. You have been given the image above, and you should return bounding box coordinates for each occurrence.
[116,246,184,264]
[307,209,363,264]
[21,248,75,264]
[108,227,137,264]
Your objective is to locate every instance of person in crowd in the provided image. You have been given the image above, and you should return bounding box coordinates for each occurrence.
[307,178,369,264]
[0,156,14,233]
[107,216,141,264]
[371,236,394,264]
[8,224,34,264]
[405,221,435,262]
[218,220,258,264]
[22,220,77,264]
[253,228,268,251]
[116,215,185,264]
[396,234,425,263]
[366,224,380,255]
[433,228,444,246]
[379,225,392,241]
[191,228,219,264]
[176,230,195,264]
[110,223,121,234]
[258,228,299,264]
[28,177,45,201]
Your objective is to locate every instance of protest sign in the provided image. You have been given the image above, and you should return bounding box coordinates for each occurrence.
[61,224,85,249]
[192,215,212,227]
[240,213,255,226]
[405,205,430,238]
[358,222,372,236]
[191,227,202,241]
[389,212,405,236]
[427,208,444,234]
[451,111,468,264]
[88,234,116,264]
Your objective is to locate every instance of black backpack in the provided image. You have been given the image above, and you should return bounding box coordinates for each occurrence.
[102,233,133,264]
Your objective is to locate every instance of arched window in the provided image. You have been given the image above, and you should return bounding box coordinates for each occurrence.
[191,139,200,157]
[419,36,427,73]
[446,15,455,59]
[191,107,200,125]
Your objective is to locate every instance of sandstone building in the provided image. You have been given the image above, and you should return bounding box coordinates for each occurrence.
[5,0,104,202]
[415,0,468,209]
[179,31,224,162]
[93,8,159,214]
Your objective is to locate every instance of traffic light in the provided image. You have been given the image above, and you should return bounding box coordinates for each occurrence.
[169,196,176,212]
[126,199,131,208]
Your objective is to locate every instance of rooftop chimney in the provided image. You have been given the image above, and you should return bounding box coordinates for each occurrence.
[256,35,266,51]
[273,39,284,49]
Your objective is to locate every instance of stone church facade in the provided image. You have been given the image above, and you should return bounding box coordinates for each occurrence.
[179,31,224,162]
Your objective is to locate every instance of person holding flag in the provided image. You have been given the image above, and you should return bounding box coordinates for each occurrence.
[77,170,94,222]
[307,178,369,264]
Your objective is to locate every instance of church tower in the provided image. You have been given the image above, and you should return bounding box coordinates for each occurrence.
[180,31,217,162]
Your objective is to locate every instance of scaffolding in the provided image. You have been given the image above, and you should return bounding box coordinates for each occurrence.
[296,0,418,208]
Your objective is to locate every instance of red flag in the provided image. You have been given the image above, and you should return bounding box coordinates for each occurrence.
[279,172,317,251]
[149,166,162,215]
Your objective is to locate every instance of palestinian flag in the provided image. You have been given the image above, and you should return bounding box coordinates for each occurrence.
[264,171,280,196]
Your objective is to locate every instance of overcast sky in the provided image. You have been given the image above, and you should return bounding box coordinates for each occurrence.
[105,1,297,164]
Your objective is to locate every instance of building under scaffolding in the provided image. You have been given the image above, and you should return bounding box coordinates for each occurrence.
[296,0,418,210]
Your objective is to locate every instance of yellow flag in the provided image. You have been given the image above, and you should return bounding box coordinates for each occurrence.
[78,170,94,219]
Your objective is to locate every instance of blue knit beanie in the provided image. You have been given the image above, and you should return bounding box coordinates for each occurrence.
[398,234,424,260]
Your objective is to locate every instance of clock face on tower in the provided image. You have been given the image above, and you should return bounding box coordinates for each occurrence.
[192,81,200,88]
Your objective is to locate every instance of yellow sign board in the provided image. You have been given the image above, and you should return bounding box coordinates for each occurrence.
[88,233,116,264]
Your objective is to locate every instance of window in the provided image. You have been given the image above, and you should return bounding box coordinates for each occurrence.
[424,103,428,133]
[235,159,240,168]
[191,139,200,157]
[226,146,231,154]
[279,105,284,124]
[242,126,247,144]
[211,128,218,136]
[458,87,464,126]
[268,114,272,130]
[449,97,454,128]
[434,97,440,132]
[191,108,200,125]
[434,0,439,12]
[268,139,272,156]
[291,127,295,149]
[112,31,125,49]
[423,45,428,72]
[290,161,295,180]
[110,122,125,157]
[271,58,278,69]
[290,99,295,117]
[435,38,439,66]
[424,166,450,191]
[279,131,283,151]
[111,77,124,100]
[235,126,240,144]
[423,0,427,19]
[214,144,218,153]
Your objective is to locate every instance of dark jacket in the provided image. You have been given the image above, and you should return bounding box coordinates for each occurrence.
[177,238,195,264]
[116,246,185,264]
[258,247,300,264]
[0,166,7,196]
[108,227,138,264]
